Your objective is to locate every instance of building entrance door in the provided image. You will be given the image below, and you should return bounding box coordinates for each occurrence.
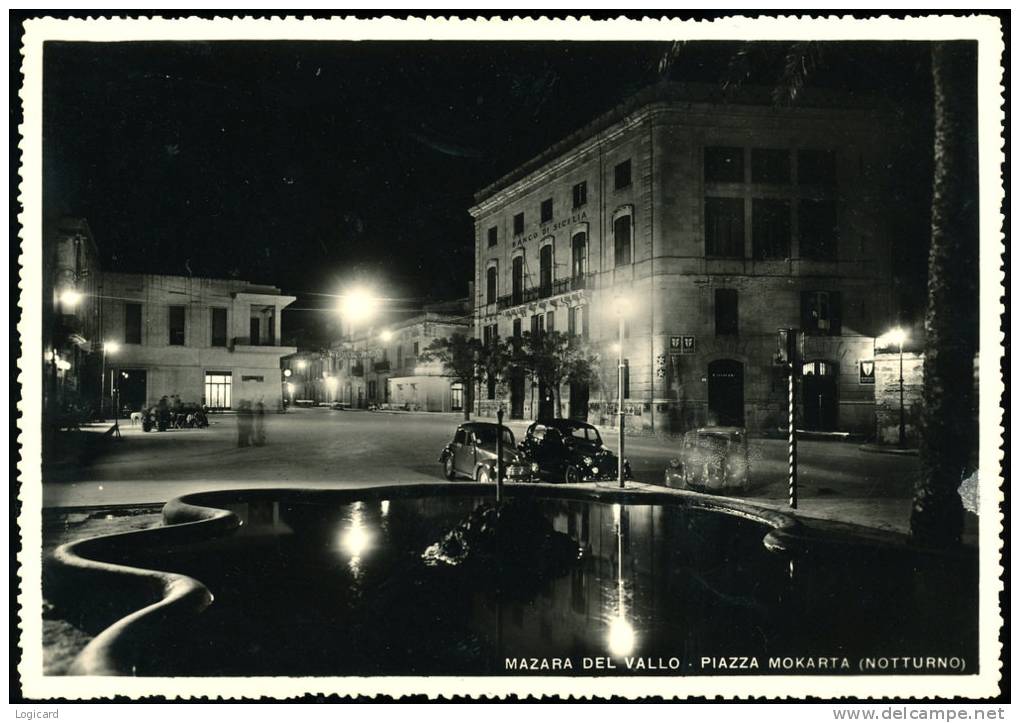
[802,360,838,431]
[707,359,744,426]
[569,382,589,421]
[118,369,147,413]
[510,370,525,419]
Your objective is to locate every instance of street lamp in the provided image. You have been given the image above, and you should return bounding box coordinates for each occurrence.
[58,288,82,310]
[379,329,393,342]
[100,341,119,421]
[883,327,909,447]
[613,295,630,489]
[338,286,380,409]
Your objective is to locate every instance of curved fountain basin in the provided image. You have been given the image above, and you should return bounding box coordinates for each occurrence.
[48,484,978,677]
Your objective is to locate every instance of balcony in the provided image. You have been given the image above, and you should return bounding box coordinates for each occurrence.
[373,360,391,373]
[351,364,365,377]
[496,274,593,311]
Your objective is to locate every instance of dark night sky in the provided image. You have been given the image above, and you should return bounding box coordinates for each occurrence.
[42,40,941,345]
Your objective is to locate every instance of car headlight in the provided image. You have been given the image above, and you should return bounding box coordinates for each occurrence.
[582,456,593,466]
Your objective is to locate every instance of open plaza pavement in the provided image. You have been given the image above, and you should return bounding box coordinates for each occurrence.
[39,406,972,542]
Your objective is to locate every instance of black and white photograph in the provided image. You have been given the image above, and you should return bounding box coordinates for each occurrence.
[14,13,1006,703]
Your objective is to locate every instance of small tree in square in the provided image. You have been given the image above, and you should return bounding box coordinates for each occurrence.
[420,333,513,420]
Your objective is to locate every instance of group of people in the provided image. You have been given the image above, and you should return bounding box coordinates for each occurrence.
[236,399,267,447]
[144,395,209,431]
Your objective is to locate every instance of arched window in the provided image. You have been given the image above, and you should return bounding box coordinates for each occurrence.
[614,214,632,267]
[486,266,498,305]
[539,244,553,297]
[512,255,524,305]
[571,232,587,278]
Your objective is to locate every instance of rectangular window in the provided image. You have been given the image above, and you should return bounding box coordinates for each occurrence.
[413,341,420,356]
[546,310,555,333]
[487,226,498,247]
[715,289,739,336]
[204,371,232,410]
[513,212,525,236]
[614,215,632,266]
[572,181,587,208]
[124,303,142,345]
[705,198,745,258]
[801,290,842,336]
[798,149,837,186]
[704,146,744,183]
[530,314,544,337]
[567,307,577,336]
[582,305,590,338]
[513,318,522,339]
[799,199,838,261]
[169,305,186,346]
[622,359,630,399]
[614,159,632,190]
[486,373,497,400]
[752,199,791,260]
[540,198,553,224]
[210,308,227,347]
[751,148,791,183]
[249,317,260,346]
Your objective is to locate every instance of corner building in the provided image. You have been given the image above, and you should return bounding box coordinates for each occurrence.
[470,84,899,436]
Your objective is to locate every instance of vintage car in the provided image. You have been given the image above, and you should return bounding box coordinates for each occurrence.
[439,422,537,483]
[518,419,632,484]
[664,426,751,493]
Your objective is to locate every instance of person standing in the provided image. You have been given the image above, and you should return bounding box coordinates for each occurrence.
[237,400,253,447]
[253,398,266,446]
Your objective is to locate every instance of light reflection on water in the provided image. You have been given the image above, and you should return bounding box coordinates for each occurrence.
[181,494,976,676]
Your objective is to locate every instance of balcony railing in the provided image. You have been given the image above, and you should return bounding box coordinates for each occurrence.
[231,336,277,348]
[495,274,592,310]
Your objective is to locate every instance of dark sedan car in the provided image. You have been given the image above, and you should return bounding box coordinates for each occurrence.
[664,426,751,493]
[518,419,631,484]
[439,422,537,483]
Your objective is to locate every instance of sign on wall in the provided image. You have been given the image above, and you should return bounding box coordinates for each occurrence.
[859,360,876,384]
[669,335,696,354]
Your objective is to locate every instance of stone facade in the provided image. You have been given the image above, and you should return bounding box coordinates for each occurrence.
[296,309,470,411]
[99,272,296,411]
[470,84,900,436]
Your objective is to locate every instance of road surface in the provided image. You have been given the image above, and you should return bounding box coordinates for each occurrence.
[42,408,921,532]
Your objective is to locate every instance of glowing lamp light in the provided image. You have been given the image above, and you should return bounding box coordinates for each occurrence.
[607,615,636,657]
[613,294,631,317]
[325,375,339,391]
[339,287,379,324]
[58,289,82,309]
[103,341,120,354]
[882,327,908,349]
[379,329,394,342]
[340,521,372,560]
[283,368,292,378]
[296,360,307,371]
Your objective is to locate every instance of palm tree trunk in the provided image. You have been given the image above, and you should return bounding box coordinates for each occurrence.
[910,42,979,547]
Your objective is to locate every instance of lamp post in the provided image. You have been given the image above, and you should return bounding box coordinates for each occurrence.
[886,327,908,447]
[338,286,380,409]
[614,295,630,489]
[100,341,119,421]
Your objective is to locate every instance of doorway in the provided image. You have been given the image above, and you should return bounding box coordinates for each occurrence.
[117,369,147,412]
[510,370,525,419]
[707,359,744,426]
[801,360,839,431]
[569,381,589,421]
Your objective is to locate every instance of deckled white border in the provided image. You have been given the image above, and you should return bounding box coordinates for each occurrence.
[16,14,1005,700]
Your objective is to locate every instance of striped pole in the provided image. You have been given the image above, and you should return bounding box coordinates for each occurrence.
[787,331,798,510]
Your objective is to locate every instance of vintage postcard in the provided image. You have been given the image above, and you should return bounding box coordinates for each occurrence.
[15,14,1006,701]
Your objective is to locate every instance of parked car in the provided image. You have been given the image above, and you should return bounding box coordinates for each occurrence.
[439,422,537,483]
[518,419,631,484]
[664,426,751,493]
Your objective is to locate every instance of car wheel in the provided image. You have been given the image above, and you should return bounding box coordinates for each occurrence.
[478,467,492,485]
[443,456,456,480]
[565,465,581,484]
